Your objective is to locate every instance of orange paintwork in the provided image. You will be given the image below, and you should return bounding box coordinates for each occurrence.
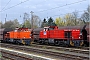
[19,31,31,39]
[8,28,31,39]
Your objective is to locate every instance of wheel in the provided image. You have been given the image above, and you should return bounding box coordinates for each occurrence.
[54,40,60,46]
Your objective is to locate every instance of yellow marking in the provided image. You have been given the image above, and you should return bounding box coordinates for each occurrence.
[31,40,34,44]
[22,40,25,45]
[70,40,74,46]
[80,41,84,46]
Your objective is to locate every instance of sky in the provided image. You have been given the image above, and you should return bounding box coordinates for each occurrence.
[0,0,89,24]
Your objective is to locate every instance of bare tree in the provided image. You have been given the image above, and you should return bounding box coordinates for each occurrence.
[23,12,30,27]
[81,6,90,24]
[72,11,78,25]
[0,22,4,28]
[23,12,29,21]
[33,15,41,28]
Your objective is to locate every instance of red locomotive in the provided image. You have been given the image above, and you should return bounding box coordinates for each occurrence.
[36,25,89,47]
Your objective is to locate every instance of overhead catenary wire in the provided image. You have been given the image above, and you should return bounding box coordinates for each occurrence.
[35,0,87,13]
[51,10,86,17]
[0,0,30,12]
[1,0,12,11]
[0,0,88,22]
[43,10,87,19]
[0,0,87,13]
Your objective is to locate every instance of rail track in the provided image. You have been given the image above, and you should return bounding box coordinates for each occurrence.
[0,42,33,60]
[1,43,89,54]
[1,42,89,54]
[31,44,89,54]
[0,43,89,60]
[33,43,90,50]
[1,50,33,60]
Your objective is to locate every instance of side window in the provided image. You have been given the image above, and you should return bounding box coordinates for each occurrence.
[46,28,48,31]
[65,31,71,38]
[14,30,17,32]
[44,28,49,31]
[44,28,46,31]
[49,28,54,30]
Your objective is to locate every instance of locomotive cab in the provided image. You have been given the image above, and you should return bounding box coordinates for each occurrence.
[49,26,58,30]
[64,31,72,38]
[82,28,88,46]
[44,27,49,31]
[43,26,58,31]
[81,24,89,46]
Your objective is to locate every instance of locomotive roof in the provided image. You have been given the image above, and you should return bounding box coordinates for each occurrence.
[33,28,43,34]
[59,25,89,29]
[33,25,89,31]
[59,26,82,29]
[33,28,43,31]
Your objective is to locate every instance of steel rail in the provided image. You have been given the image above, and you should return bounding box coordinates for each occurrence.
[1,43,89,60]
[1,50,32,60]
[1,43,89,54]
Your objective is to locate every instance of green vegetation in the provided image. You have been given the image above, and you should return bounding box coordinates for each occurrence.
[0,53,2,58]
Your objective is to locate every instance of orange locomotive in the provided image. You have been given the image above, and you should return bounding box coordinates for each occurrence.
[4,27,32,45]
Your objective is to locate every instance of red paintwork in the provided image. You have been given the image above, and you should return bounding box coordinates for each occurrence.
[87,35,90,42]
[39,26,82,40]
[49,30,64,39]
[39,31,49,38]
[71,29,81,40]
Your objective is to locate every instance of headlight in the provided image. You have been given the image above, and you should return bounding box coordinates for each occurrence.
[79,37,81,39]
[80,33,82,35]
[72,37,74,38]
